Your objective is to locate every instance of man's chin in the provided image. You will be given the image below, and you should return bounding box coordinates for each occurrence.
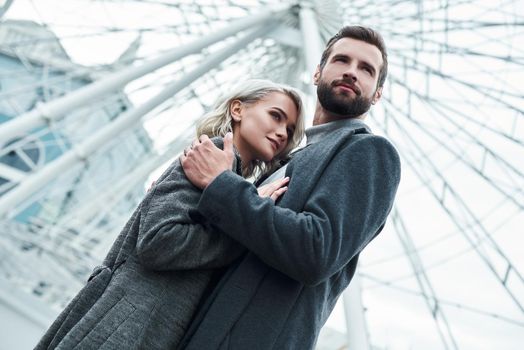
[325,102,357,115]
[334,87,357,97]
[330,90,359,103]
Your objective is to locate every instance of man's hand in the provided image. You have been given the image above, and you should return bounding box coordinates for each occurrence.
[147,180,156,192]
[258,177,289,201]
[180,133,235,189]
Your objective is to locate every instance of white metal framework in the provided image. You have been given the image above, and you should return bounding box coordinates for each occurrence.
[0,0,523,349]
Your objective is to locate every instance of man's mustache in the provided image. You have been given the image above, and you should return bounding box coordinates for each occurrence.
[332,79,361,96]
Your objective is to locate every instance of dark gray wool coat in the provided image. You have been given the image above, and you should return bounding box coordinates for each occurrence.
[180,120,401,350]
[35,139,244,350]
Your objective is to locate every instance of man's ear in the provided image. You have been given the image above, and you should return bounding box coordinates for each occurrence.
[230,100,242,122]
[371,87,383,105]
[313,65,321,85]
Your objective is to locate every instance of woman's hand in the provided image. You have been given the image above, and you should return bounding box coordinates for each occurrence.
[257,177,290,201]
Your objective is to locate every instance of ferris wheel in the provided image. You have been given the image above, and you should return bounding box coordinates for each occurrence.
[0,0,522,349]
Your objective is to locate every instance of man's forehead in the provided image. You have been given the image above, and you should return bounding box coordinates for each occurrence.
[329,37,383,67]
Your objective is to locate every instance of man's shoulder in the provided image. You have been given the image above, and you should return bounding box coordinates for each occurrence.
[316,132,400,175]
[342,132,398,154]
[339,133,401,179]
[311,127,396,153]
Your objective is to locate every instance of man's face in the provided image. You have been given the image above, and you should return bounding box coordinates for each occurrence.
[314,37,383,118]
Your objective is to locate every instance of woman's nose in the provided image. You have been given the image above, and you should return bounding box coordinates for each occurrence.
[276,125,287,140]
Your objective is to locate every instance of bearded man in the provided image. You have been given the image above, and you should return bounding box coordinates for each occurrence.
[180,26,401,350]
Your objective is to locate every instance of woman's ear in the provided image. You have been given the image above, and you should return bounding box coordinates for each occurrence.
[230,100,243,122]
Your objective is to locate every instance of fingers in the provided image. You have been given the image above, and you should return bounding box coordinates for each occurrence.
[189,135,217,155]
[192,138,200,149]
[147,180,156,192]
[191,134,207,149]
[270,186,288,201]
[187,135,206,155]
[199,134,210,143]
[266,177,289,193]
[223,132,234,154]
[257,183,271,197]
[189,134,229,155]
[257,177,290,199]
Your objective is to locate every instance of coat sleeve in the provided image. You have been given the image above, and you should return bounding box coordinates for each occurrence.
[135,147,245,271]
[196,136,401,286]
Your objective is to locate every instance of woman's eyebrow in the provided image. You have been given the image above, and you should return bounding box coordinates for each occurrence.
[271,107,288,120]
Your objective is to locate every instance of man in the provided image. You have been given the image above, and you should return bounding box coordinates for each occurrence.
[180,26,401,349]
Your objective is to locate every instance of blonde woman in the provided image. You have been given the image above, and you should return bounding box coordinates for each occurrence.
[36,79,304,350]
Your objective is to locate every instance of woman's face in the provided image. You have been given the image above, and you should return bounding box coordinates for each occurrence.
[231,92,298,164]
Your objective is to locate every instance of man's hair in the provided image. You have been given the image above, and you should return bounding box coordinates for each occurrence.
[319,26,388,88]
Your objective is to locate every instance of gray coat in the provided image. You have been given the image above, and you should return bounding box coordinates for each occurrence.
[35,138,244,350]
[181,122,401,349]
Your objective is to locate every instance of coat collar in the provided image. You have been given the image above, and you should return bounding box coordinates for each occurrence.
[305,118,372,145]
[280,121,371,212]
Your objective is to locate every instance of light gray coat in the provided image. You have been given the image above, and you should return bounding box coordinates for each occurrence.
[35,139,244,350]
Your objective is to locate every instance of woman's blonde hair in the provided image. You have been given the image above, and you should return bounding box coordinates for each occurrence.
[196,79,305,178]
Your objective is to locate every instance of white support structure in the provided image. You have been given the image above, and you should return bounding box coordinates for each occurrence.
[0,25,274,218]
[0,163,27,182]
[0,4,292,144]
[0,275,56,349]
[0,0,14,18]
[298,1,324,121]
[343,274,371,350]
[391,208,459,349]
[299,2,323,74]
[60,125,195,226]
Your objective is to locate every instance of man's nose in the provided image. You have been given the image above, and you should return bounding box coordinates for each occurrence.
[343,64,358,81]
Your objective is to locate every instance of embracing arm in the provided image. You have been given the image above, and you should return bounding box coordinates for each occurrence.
[136,146,244,271]
[195,136,401,285]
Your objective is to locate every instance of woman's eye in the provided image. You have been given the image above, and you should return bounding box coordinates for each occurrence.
[271,112,281,120]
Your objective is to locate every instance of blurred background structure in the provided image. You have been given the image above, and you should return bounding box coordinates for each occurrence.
[0,0,523,349]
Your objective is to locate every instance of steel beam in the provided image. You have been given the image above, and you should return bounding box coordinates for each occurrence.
[298,1,324,120]
[0,25,273,217]
[0,4,291,144]
[60,125,195,226]
[343,274,371,350]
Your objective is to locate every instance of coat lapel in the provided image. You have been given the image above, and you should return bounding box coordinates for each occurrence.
[280,126,368,212]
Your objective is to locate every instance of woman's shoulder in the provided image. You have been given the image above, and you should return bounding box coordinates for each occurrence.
[209,136,224,149]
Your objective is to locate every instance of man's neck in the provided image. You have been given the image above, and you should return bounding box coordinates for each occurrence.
[312,103,366,126]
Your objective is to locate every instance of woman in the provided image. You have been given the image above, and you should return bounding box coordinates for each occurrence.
[35,79,304,350]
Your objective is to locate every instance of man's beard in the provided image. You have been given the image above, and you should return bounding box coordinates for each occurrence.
[317,79,373,118]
